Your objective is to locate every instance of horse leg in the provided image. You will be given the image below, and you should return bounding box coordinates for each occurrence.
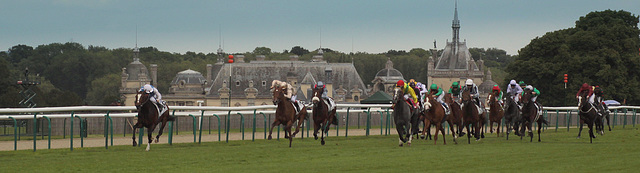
[497,121,501,137]
[286,121,294,147]
[146,126,155,151]
[464,122,471,144]
[407,121,413,146]
[528,120,534,142]
[313,121,320,140]
[537,120,543,142]
[577,119,584,139]
[588,121,595,143]
[421,119,429,140]
[131,122,142,146]
[448,120,457,143]
[606,115,611,131]
[396,124,406,146]
[292,113,305,137]
[268,120,281,140]
[155,119,169,143]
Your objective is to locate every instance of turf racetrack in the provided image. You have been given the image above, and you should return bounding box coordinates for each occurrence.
[1,128,638,172]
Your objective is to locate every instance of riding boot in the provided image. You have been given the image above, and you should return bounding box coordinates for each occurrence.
[294,101,300,113]
[442,103,450,115]
[155,102,163,112]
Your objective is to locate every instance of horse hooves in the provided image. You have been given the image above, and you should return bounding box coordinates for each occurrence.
[268,136,272,140]
[132,142,137,146]
[155,138,159,143]
[420,135,425,139]
[314,136,318,140]
[321,140,325,145]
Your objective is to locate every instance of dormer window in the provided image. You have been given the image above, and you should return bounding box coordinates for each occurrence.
[262,81,267,86]
[235,80,241,86]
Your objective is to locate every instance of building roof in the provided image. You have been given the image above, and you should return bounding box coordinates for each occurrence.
[360,91,392,104]
[171,69,206,85]
[373,58,404,82]
[478,69,497,94]
[206,60,368,99]
[125,58,149,80]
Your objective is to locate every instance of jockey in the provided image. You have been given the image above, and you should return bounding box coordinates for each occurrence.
[415,82,428,104]
[490,85,504,106]
[448,81,462,102]
[506,80,523,104]
[396,80,419,109]
[524,85,542,115]
[271,80,300,112]
[575,83,595,105]
[315,81,336,111]
[593,85,609,113]
[140,84,166,114]
[429,84,450,115]
[462,79,482,109]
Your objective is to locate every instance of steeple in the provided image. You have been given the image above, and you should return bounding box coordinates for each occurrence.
[133,26,140,61]
[452,0,460,54]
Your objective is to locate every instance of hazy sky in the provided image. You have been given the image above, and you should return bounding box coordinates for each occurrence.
[1,0,638,55]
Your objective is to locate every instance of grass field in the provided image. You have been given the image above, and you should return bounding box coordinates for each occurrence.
[1,127,638,172]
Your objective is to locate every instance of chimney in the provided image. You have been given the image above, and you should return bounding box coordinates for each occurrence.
[206,64,213,83]
[150,64,158,87]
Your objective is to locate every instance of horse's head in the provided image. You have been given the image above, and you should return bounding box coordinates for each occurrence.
[423,93,434,111]
[578,90,589,108]
[522,89,532,105]
[444,93,453,104]
[392,87,404,104]
[462,88,471,103]
[311,86,323,106]
[272,86,286,105]
[135,90,150,109]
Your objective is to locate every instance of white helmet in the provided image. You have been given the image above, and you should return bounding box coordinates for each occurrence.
[143,84,154,93]
[525,85,533,90]
[465,79,474,86]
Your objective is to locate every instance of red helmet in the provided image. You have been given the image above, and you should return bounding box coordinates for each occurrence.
[492,85,500,91]
[396,80,405,87]
[581,83,590,90]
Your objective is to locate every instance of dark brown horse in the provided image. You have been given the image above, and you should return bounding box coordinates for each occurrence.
[133,90,175,151]
[577,91,598,143]
[461,88,484,144]
[520,89,549,142]
[422,93,452,144]
[444,93,464,138]
[392,87,419,146]
[311,87,338,145]
[486,90,505,137]
[268,86,307,147]
[503,94,521,140]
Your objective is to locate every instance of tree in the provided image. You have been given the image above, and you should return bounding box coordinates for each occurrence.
[8,44,33,64]
[86,73,122,105]
[290,46,309,56]
[253,47,271,55]
[506,10,640,106]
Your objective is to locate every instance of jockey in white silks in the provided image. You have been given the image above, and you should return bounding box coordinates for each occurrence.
[140,84,167,116]
[505,80,523,105]
[461,79,483,114]
[271,80,301,112]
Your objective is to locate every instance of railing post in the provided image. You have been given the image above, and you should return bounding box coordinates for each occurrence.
[212,114,221,141]
[168,110,176,145]
[226,111,231,143]
[237,112,245,140]
[633,109,637,127]
[33,112,38,152]
[623,109,627,128]
[386,108,391,136]
[613,110,617,129]
[252,110,257,141]
[567,110,571,132]
[377,110,383,135]
[42,116,51,149]
[9,117,17,151]
[555,110,559,132]
[345,108,350,138]
[188,114,197,143]
[366,108,371,136]
[199,110,205,144]
[104,111,110,149]
[70,111,74,151]
[74,115,84,148]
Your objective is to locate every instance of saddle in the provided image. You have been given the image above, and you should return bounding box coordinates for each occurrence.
[290,100,303,115]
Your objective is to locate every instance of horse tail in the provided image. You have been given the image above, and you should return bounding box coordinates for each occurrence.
[166,115,176,121]
[541,117,549,126]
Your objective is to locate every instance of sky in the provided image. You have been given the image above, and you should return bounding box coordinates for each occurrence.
[1,0,638,55]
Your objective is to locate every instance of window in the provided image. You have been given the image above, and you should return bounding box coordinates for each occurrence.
[235,80,240,86]
[354,95,359,101]
[262,81,267,86]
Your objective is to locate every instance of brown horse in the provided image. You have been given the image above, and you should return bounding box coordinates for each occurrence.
[133,90,175,151]
[444,93,464,138]
[461,88,484,144]
[486,90,505,137]
[311,87,338,145]
[268,86,307,147]
[576,91,598,143]
[422,94,452,144]
[520,89,549,142]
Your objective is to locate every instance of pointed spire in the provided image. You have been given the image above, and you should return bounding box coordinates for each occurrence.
[451,0,461,55]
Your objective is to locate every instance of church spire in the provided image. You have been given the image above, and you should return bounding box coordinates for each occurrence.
[452,0,460,54]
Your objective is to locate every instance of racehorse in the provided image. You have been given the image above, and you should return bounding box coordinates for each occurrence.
[461,88,484,144]
[444,93,464,138]
[311,86,338,145]
[268,86,307,147]
[520,89,549,142]
[486,90,505,137]
[133,90,175,151]
[422,93,452,144]
[576,91,598,143]
[503,95,521,140]
[392,87,420,146]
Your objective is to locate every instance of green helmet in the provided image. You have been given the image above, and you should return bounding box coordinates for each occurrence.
[518,81,525,85]
[452,82,459,87]
[430,84,438,90]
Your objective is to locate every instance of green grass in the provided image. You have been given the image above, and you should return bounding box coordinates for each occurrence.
[1,128,639,172]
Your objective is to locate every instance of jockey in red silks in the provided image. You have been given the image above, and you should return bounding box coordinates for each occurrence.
[576,83,595,105]
[396,80,419,109]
